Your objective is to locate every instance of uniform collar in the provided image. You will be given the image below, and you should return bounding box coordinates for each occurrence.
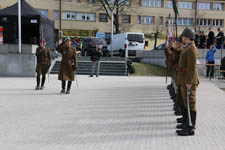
[183,41,194,48]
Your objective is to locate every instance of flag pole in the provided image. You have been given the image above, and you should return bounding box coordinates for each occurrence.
[18,0,22,53]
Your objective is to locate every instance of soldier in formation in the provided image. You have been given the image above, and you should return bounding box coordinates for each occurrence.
[166,28,200,136]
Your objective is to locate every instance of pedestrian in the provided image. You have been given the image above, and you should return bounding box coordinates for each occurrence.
[199,31,206,49]
[56,38,78,94]
[206,43,217,78]
[89,45,102,77]
[194,31,199,48]
[176,28,200,136]
[35,39,51,90]
[216,27,224,49]
[207,27,215,49]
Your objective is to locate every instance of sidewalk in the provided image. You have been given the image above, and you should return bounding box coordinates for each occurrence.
[0,75,225,150]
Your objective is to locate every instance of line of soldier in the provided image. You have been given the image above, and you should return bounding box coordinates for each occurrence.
[165,27,200,136]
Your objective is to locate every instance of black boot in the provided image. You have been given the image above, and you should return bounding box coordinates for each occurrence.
[66,81,72,94]
[177,127,195,136]
[36,75,40,90]
[190,111,197,129]
[40,75,46,90]
[61,81,66,93]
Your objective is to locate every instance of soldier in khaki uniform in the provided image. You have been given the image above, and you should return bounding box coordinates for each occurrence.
[35,39,51,90]
[56,38,78,94]
[174,28,200,136]
[171,36,184,117]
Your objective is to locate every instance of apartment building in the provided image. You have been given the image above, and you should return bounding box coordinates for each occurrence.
[0,0,225,45]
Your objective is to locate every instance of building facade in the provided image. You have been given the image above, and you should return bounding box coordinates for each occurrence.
[0,0,225,48]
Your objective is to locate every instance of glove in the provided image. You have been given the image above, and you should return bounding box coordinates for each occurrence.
[72,65,77,70]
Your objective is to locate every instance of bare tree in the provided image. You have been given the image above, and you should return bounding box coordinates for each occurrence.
[145,22,164,49]
[96,0,131,34]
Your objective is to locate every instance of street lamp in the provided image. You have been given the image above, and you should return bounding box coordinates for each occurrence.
[18,0,21,53]
[110,6,116,57]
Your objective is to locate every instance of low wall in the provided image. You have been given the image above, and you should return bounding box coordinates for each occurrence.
[0,44,37,77]
[137,49,225,77]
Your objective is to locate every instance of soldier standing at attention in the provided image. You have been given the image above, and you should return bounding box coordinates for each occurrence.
[175,28,200,136]
[35,39,51,90]
[56,38,78,94]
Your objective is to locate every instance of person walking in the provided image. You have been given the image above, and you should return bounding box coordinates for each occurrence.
[207,27,215,49]
[206,43,217,78]
[216,27,224,49]
[176,28,200,136]
[56,38,78,94]
[35,39,51,90]
[89,45,102,77]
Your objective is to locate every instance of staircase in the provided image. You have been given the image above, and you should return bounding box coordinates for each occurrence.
[50,57,127,76]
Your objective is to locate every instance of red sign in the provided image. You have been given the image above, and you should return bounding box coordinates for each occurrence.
[0,26,3,44]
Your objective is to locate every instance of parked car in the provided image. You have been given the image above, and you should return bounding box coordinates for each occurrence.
[153,43,166,50]
[108,32,145,57]
[81,37,109,56]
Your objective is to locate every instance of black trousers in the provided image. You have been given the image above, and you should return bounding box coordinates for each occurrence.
[62,81,72,90]
[206,61,215,77]
[36,74,46,87]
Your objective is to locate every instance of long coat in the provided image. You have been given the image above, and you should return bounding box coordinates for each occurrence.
[56,43,78,81]
[36,46,51,75]
[177,42,199,86]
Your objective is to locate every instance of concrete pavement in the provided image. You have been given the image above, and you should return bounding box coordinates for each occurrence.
[0,75,225,150]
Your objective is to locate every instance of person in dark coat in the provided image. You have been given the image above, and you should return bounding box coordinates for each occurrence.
[216,27,224,49]
[194,32,199,48]
[56,38,78,94]
[35,39,51,90]
[199,31,207,49]
[207,27,215,49]
[89,45,102,77]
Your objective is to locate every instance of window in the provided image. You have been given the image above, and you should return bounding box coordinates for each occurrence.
[122,15,131,23]
[141,16,154,24]
[213,19,224,27]
[77,0,81,2]
[63,0,72,2]
[38,9,48,17]
[107,0,130,5]
[178,2,193,9]
[198,2,210,10]
[213,3,224,11]
[137,16,141,24]
[54,10,59,20]
[177,18,193,26]
[142,0,162,8]
[87,0,96,3]
[99,13,108,22]
[197,19,211,26]
[62,11,96,21]
[159,16,163,25]
[77,12,96,21]
[166,1,173,8]
[62,11,71,20]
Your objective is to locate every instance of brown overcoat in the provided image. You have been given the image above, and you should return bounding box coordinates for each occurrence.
[177,42,199,86]
[36,46,51,75]
[56,43,78,81]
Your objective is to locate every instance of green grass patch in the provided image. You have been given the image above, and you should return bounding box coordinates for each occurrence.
[221,88,225,92]
[131,63,166,76]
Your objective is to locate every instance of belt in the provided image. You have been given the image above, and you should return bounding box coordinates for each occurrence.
[176,67,186,72]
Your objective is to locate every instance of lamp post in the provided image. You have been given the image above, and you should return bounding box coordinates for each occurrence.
[59,0,62,40]
[18,0,21,53]
[110,8,114,57]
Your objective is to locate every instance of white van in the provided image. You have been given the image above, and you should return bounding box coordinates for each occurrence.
[108,32,145,57]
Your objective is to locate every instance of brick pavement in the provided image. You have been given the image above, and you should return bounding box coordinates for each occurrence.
[0,75,225,150]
